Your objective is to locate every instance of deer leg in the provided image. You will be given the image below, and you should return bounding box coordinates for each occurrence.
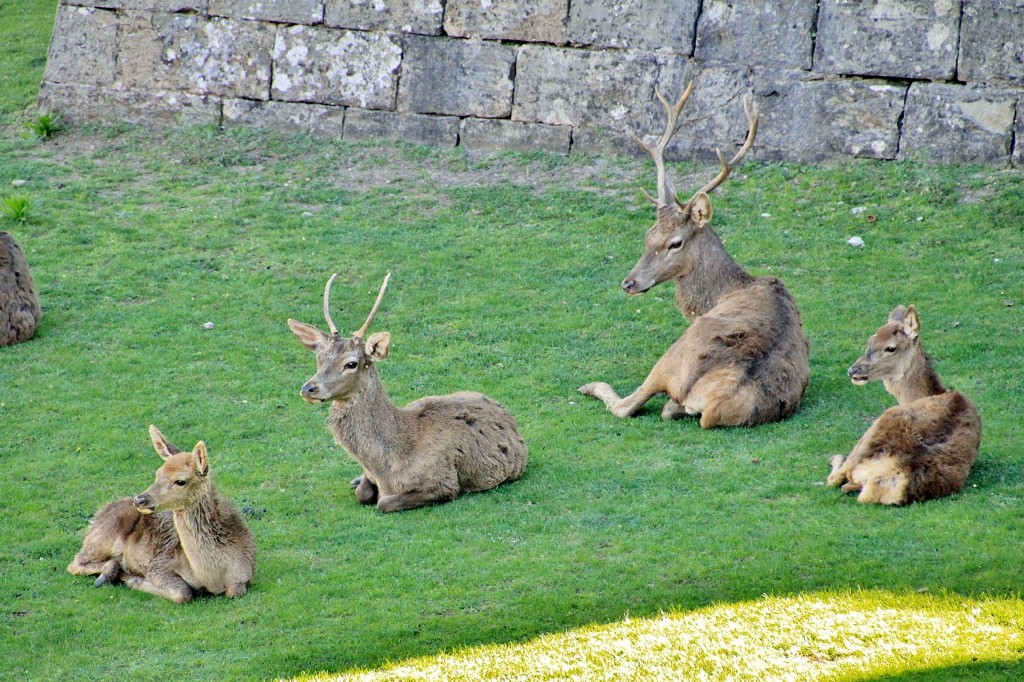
[67,557,108,576]
[225,582,249,598]
[353,476,379,505]
[827,421,882,488]
[94,559,123,587]
[125,573,193,604]
[377,489,454,513]
[826,454,847,488]
[578,381,659,418]
[660,400,689,421]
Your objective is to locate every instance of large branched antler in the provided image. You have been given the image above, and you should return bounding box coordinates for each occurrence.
[629,81,694,208]
[631,81,760,209]
[352,272,391,340]
[684,95,759,204]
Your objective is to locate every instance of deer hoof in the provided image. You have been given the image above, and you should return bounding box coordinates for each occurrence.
[350,475,363,489]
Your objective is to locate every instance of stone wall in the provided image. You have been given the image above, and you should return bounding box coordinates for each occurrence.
[39,0,1024,165]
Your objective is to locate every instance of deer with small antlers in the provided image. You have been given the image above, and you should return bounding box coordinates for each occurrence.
[67,426,255,602]
[288,273,528,512]
[579,81,810,427]
[826,306,981,505]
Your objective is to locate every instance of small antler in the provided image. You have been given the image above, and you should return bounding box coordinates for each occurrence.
[629,80,694,208]
[352,272,392,340]
[323,273,340,335]
[684,95,759,204]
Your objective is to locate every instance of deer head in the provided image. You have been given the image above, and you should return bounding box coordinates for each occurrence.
[288,273,392,404]
[847,305,921,386]
[621,82,759,295]
[134,426,210,514]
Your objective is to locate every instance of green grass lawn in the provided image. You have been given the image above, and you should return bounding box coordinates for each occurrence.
[2,2,1023,680]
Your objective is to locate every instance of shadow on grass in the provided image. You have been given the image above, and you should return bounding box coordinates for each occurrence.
[856,659,1024,682]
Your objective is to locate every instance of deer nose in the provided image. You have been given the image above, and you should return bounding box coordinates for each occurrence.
[301,382,317,395]
[847,365,861,378]
[133,494,149,507]
[621,278,637,293]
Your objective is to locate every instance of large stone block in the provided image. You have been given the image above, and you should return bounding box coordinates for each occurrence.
[567,0,699,53]
[694,0,816,69]
[814,0,960,80]
[324,0,443,35]
[43,6,118,87]
[37,82,221,127]
[223,98,345,136]
[959,0,1024,85]
[272,25,402,109]
[899,82,1016,165]
[61,0,208,10]
[343,109,459,146]
[459,118,571,154]
[512,45,690,132]
[444,0,568,44]
[209,0,325,24]
[118,12,273,100]
[749,72,906,162]
[397,36,516,117]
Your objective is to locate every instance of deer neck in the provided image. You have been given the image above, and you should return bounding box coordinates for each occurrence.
[883,347,946,406]
[173,486,224,569]
[328,366,406,469]
[673,228,753,319]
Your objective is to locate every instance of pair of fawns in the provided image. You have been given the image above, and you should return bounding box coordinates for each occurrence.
[68,82,980,602]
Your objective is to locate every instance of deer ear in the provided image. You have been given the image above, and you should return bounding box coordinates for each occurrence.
[192,441,209,477]
[902,305,920,340]
[288,319,329,352]
[887,306,908,324]
[689,192,712,227]
[365,331,391,362]
[149,425,179,460]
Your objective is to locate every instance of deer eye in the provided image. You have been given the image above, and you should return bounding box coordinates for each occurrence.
[344,360,358,370]
[668,239,683,250]
[884,346,897,354]
[174,480,187,487]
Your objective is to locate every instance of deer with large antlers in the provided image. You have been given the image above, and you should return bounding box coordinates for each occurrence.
[579,81,810,427]
[288,273,528,512]
[826,306,981,505]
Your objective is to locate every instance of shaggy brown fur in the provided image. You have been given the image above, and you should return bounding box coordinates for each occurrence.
[0,231,41,346]
[579,83,809,427]
[289,275,527,513]
[67,426,256,602]
[826,306,982,505]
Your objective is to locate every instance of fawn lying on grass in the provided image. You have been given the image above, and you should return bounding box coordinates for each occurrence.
[826,306,981,505]
[289,273,528,512]
[67,426,255,602]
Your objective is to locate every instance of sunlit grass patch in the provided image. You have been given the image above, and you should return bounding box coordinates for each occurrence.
[299,591,1022,682]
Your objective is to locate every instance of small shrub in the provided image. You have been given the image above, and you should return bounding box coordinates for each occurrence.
[1,194,30,222]
[26,111,62,141]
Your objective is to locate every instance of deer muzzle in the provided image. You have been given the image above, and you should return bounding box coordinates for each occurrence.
[300,381,326,404]
[621,275,653,296]
[134,493,155,515]
[847,363,869,386]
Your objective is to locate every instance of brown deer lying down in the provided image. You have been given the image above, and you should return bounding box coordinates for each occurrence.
[827,306,982,505]
[288,273,528,513]
[1,231,42,346]
[67,426,255,602]
[579,82,810,427]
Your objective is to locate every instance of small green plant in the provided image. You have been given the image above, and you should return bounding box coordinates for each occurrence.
[26,111,62,140]
[1,193,30,222]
